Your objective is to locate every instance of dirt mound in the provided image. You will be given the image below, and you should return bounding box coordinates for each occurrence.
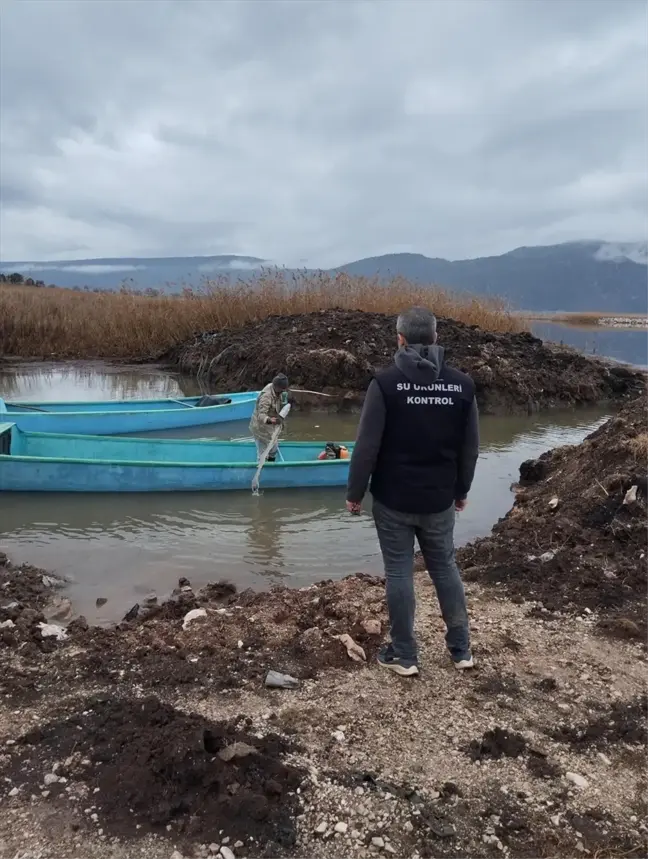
[2,573,387,702]
[468,727,527,761]
[549,696,647,749]
[0,553,67,655]
[165,309,645,415]
[5,694,303,850]
[459,396,648,636]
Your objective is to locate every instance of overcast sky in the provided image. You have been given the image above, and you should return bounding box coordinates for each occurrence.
[1,0,646,266]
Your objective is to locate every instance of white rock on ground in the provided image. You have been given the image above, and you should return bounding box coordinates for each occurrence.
[315,822,327,835]
[37,622,67,640]
[334,822,348,834]
[43,773,59,786]
[220,847,236,859]
[371,836,385,848]
[566,772,589,789]
[182,608,207,630]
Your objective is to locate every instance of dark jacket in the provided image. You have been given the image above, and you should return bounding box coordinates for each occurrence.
[346,344,479,514]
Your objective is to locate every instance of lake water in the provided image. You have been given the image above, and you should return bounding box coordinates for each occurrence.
[0,362,610,624]
[530,322,647,367]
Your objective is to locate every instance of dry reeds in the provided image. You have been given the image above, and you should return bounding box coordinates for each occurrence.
[0,270,524,360]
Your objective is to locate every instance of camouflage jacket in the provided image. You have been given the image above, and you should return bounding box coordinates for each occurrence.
[249,383,288,443]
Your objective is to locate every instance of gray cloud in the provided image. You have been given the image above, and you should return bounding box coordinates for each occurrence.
[1,0,646,265]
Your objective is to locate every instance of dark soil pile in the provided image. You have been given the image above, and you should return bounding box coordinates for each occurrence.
[5,694,303,851]
[468,727,527,761]
[549,696,647,749]
[3,573,387,702]
[0,553,66,654]
[459,396,648,637]
[165,309,645,414]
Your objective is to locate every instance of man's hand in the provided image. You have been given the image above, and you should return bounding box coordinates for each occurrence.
[455,498,467,512]
[268,417,279,425]
[346,500,362,515]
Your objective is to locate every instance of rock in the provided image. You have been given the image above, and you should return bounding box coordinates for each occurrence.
[143,592,158,606]
[233,843,243,850]
[336,632,367,662]
[557,702,571,713]
[43,773,59,786]
[0,619,15,629]
[315,822,327,835]
[217,742,257,762]
[332,730,345,743]
[539,551,555,563]
[182,608,207,630]
[170,852,184,859]
[265,670,300,689]
[300,627,324,647]
[371,837,385,848]
[208,845,220,854]
[44,596,73,622]
[597,752,611,766]
[9,787,19,797]
[623,485,638,505]
[220,847,235,859]
[41,575,60,588]
[361,618,381,636]
[548,496,560,510]
[384,845,396,855]
[122,604,140,622]
[404,821,414,833]
[351,830,362,839]
[334,822,348,834]
[95,597,108,608]
[565,772,589,789]
[550,815,561,826]
[37,622,67,640]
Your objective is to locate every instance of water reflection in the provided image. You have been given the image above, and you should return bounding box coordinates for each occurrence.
[0,363,187,401]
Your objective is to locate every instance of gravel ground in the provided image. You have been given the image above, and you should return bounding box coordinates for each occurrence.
[0,566,646,859]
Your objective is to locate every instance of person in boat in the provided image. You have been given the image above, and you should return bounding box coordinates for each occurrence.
[249,374,290,462]
[345,307,479,678]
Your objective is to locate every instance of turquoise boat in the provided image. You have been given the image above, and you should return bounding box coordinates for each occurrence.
[0,424,354,492]
[0,392,259,435]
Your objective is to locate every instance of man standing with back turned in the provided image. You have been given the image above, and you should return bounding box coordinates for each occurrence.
[346,308,479,677]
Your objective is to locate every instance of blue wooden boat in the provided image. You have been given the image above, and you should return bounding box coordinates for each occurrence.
[0,424,354,492]
[0,392,259,435]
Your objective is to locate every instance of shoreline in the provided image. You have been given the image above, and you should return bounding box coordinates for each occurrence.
[0,398,646,858]
[525,312,648,329]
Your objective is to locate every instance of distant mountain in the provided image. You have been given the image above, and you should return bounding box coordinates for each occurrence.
[0,255,267,291]
[334,242,648,312]
[1,241,646,312]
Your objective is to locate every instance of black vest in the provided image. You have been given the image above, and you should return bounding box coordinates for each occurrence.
[370,362,475,514]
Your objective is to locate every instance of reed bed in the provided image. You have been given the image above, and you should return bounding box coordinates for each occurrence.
[0,270,524,359]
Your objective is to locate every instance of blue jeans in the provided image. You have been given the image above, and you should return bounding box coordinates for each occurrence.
[372,499,471,664]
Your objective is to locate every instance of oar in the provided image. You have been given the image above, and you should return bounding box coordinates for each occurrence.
[169,398,196,408]
[251,403,291,493]
[289,388,335,397]
[5,402,48,412]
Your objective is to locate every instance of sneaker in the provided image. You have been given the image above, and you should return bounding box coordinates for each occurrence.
[453,655,475,671]
[377,647,419,677]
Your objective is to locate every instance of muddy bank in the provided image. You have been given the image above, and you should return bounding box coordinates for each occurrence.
[1,556,647,859]
[458,396,648,638]
[165,309,646,415]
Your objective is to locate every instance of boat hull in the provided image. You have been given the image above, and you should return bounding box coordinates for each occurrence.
[0,426,353,492]
[0,394,258,435]
[0,458,351,492]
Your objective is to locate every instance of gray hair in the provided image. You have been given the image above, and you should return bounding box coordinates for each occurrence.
[396,307,437,345]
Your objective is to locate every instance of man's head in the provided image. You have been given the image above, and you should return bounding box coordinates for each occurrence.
[396,307,437,348]
[272,373,289,393]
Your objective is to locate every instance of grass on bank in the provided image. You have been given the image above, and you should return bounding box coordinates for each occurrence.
[0,271,524,360]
